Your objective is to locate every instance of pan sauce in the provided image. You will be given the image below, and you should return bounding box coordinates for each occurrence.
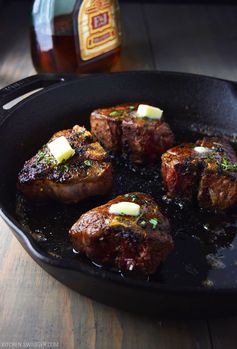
[15,131,237,289]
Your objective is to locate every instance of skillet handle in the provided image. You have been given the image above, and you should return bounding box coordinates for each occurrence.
[0,74,73,121]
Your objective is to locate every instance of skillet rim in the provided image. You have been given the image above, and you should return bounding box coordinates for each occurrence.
[1,70,237,296]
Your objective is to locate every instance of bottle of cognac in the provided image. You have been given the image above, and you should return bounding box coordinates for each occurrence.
[31,0,121,74]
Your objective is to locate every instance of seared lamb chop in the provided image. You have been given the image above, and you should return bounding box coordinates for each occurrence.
[197,138,237,209]
[90,103,175,163]
[161,137,237,210]
[17,125,112,204]
[69,192,173,274]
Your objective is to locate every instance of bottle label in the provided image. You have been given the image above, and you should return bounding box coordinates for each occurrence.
[78,0,120,61]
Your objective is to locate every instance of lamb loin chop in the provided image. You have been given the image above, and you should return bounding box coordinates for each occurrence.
[90,103,175,163]
[197,138,237,209]
[161,137,237,210]
[17,125,112,204]
[69,192,173,274]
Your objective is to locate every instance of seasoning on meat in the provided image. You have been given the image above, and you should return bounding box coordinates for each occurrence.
[17,125,113,204]
[69,192,173,274]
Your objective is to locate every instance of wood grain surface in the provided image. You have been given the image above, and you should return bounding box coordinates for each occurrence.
[0,1,237,349]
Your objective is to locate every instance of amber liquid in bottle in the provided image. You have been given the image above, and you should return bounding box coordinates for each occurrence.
[31,1,121,74]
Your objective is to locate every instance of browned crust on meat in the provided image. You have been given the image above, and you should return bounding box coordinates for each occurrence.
[17,125,113,204]
[69,192,174,274]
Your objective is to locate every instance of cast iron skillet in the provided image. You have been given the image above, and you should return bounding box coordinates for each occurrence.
[1,71,237,318]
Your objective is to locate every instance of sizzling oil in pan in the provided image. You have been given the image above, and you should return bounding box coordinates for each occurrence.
[15,131,237,289]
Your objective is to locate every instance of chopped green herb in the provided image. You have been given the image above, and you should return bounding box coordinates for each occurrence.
[221,158,228,170]
[139,220,147,228]
[128,106,135,110]
[221,158,237,171]
[63,164,69,171]
[84,160,92,167]
[37,151,46,161]
[36,150,54,165]
[109,110,123,117]
[149,218,159,229]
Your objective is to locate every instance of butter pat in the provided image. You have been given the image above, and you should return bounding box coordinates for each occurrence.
[194,146,211,154]
[137,104,163,119]
[47,136,75,163]
[109,202,141,216]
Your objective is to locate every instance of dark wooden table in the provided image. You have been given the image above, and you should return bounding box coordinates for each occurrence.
[1,1,237,348]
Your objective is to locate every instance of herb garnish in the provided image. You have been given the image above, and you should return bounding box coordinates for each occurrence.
[139,220,147,228]
[138,217,159,229]
[221,158,237,171]
[84,160,92,167]
[37,149,54,165]
[128,106,135,110]
[149,218,159,229]
[109,110,123,117]
[63,164,69,171]
[37,151,46,162]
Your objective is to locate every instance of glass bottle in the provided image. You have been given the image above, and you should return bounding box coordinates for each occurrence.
[31,0,121,74]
